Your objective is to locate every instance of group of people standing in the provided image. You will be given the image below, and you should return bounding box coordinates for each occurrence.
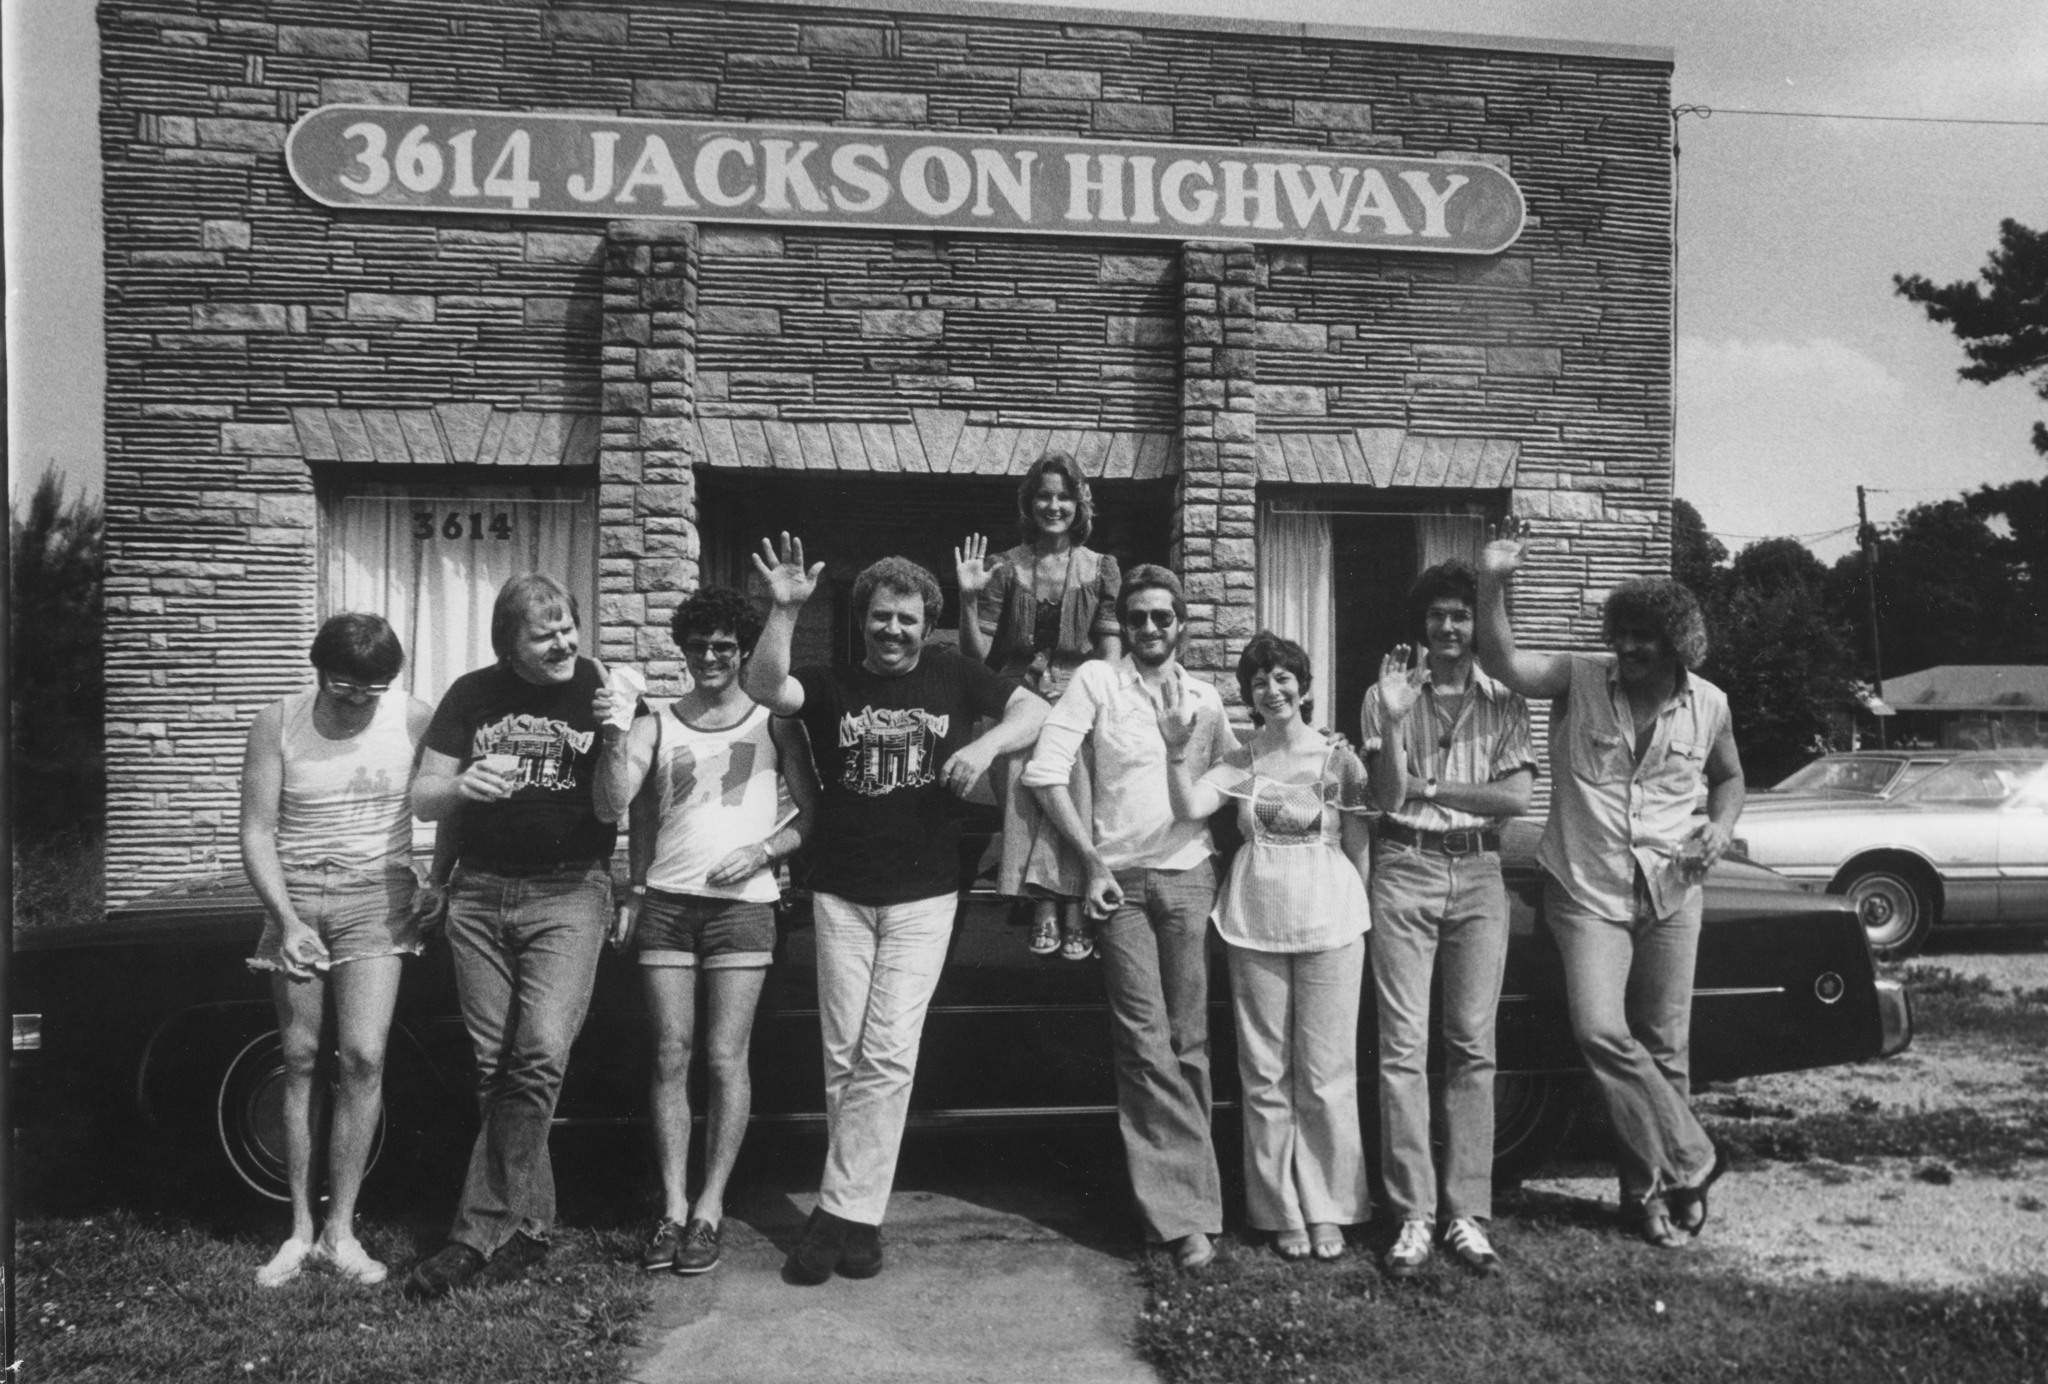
[237,451,1744,1297]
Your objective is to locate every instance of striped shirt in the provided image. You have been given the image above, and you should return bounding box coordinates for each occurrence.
[1360,666,1535,833]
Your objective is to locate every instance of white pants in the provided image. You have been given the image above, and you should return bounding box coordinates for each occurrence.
[812,890,958,1225]
[1228,937,1370,1232]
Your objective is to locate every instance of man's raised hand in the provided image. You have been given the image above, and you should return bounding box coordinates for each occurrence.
[1376,643,1427,722]
[751,532,824,609]
[1480,516,1529,579]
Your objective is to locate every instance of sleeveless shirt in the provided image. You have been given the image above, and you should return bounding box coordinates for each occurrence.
[274,689,417,873]
[645,701,786,903]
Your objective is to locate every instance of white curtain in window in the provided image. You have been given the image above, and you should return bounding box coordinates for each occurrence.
[1257,501,1336,730]
[327,490,597,705]
[1417,514,1486,573]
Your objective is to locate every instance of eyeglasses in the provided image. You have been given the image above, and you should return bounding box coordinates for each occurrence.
[682,639,743,659]
[323,675,392,697]
[1124,610,1178,630]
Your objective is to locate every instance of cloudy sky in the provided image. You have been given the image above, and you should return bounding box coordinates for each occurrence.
[8,0,2046,559]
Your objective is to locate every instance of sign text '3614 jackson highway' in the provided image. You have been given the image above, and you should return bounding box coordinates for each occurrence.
[286,106,1524,255]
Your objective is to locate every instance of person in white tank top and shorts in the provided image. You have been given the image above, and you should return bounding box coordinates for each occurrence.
[595,587,819,1277]
[239,613,435,1288]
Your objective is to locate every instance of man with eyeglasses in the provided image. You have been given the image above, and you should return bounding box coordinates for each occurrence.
[1021,565,1238,1270]
[593,586,818,1279]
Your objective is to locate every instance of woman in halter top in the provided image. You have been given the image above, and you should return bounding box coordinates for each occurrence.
[1156,631,1409,1262]
[238,613,435,1289]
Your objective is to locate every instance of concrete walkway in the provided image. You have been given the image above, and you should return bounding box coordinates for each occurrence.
[625,1185,1159,1384]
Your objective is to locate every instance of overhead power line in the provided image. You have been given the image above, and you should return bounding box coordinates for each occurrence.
[1673,103,2048,129]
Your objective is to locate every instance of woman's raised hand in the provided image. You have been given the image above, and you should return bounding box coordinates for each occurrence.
[751,532,823,609]
[1480,516,1530,579]
[1377,643,1427,721]
[954,533,996,596]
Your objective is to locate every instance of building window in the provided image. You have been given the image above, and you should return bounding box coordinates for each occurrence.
[319,480,597,701]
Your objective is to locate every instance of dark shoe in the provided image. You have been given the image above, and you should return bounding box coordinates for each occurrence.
[785,1207,847,1285]
[1442,1217,1502,1276]
[475,1230,550,1286]
[838,1220,884,1278]
[1668,1145,1728,1237]
[671,1219,723,1276]
[639,1219,687,1272]
[401,1243,486,1300]
[1622,1197,1684,1249]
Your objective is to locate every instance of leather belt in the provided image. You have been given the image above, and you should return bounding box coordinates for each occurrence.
[460,856,607,878]
[1380,821,1501,856]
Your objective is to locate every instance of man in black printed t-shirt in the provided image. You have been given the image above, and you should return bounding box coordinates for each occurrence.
[402,573,621,1299]
[742,536,1049,1284]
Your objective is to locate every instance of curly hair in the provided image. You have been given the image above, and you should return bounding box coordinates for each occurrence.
[1407,559,1478,644]
[309,612,405,684]
[1236,630,1316,728]
[851,556,944,634]
[1603,577,1709,670]
[1016,451,1094,547]
[490,573,579,661]
[670,585,765,654]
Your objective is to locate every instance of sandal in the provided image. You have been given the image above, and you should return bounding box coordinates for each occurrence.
[1309,1224,1345,1261]
[1668,1145,1727,1237]
[1059,927,1095,962]
[1274,1229,1310,1262]
[1028,909,1061,956]
[1622,1197,1684,1249]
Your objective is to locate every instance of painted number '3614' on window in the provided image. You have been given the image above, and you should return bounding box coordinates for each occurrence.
[414,511,515,541]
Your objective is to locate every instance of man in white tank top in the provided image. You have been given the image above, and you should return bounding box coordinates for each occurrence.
[594,587,818,1277]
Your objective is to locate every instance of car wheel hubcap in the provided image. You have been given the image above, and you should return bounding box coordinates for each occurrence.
[1852,877,1914,948]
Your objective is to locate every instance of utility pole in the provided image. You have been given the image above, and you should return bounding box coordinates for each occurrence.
[1857,485,1887,748]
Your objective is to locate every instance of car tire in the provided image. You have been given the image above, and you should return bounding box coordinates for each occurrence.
[1835,864,1936,961]
[1489,1072,1579,1183]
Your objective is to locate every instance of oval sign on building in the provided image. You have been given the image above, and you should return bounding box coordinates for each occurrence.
[287,105,1525,256]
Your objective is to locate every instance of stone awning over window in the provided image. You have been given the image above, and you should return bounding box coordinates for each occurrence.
[288,406,600,467]
[694,409,1181,479]
[1255,429,1520,488]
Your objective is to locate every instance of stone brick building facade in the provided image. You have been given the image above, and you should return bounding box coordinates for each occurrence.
[99,0,1674,902]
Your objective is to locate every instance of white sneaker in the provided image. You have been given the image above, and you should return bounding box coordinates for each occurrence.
[1442,1217,1502,1275]
[1382,1218,1432,1278]
[319,1237,390,1286]
[255,1237,314,1289]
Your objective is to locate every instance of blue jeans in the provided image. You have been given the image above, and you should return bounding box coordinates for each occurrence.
[1544,877,1716,1203]
[1370,844,1510,1222]
[1099,860,1223,1244]
[444,861,611,1255]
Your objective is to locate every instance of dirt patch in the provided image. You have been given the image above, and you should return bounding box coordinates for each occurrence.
[1526,1010,2048,1289]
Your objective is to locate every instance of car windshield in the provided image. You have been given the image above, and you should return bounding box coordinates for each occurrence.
[1899,758,2047,807]
[1772,757,1905,796]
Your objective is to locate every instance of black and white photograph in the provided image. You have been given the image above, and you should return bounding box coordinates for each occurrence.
[8,0,2048,1379]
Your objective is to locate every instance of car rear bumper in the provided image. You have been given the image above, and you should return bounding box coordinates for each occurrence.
[1874,977,1913,1058]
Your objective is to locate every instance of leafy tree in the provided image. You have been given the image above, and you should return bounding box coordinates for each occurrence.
[11,472,105,839]
[1895,219,2048,456]
[1671,496,1726,604]
[1703,538,1859,784]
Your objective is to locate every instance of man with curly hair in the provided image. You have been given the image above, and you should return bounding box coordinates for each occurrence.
[593,586,819,1278]
[743,538,1049,1283]
[1476,524,1744,1248]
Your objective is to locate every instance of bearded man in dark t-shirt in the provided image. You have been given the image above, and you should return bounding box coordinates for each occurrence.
[742,538,1049,1284]
[402,573,621,1300]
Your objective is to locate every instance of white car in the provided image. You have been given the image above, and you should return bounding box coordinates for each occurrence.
[1732,749,2048,959]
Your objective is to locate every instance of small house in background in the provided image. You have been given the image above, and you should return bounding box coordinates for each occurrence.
[1878,666,2048,749]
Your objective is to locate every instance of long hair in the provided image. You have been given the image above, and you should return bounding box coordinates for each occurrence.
[1602,577,1709,670]
[1016,451,1095,547]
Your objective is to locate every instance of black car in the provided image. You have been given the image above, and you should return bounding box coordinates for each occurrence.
[12,821,1909,1208]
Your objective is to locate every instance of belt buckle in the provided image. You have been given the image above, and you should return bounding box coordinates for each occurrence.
[1441,829,1475,855]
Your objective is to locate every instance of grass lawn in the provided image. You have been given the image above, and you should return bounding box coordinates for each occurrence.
[15,1210,653,1384]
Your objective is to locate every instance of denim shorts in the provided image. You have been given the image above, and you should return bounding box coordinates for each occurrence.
[635,889,776,970]
[248,865,423,973]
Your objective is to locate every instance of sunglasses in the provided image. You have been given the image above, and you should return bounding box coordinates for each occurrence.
[682,638,743,659]
[323,675,392,697]
[1123,609,1179,630]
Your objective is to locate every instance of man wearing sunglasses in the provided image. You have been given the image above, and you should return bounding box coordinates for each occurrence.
[1021,565,1238,1270]
[594,586,819,1279]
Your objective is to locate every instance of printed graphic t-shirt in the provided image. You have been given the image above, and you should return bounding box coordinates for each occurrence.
[794,647,1016,906]
[424,657,619,867]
